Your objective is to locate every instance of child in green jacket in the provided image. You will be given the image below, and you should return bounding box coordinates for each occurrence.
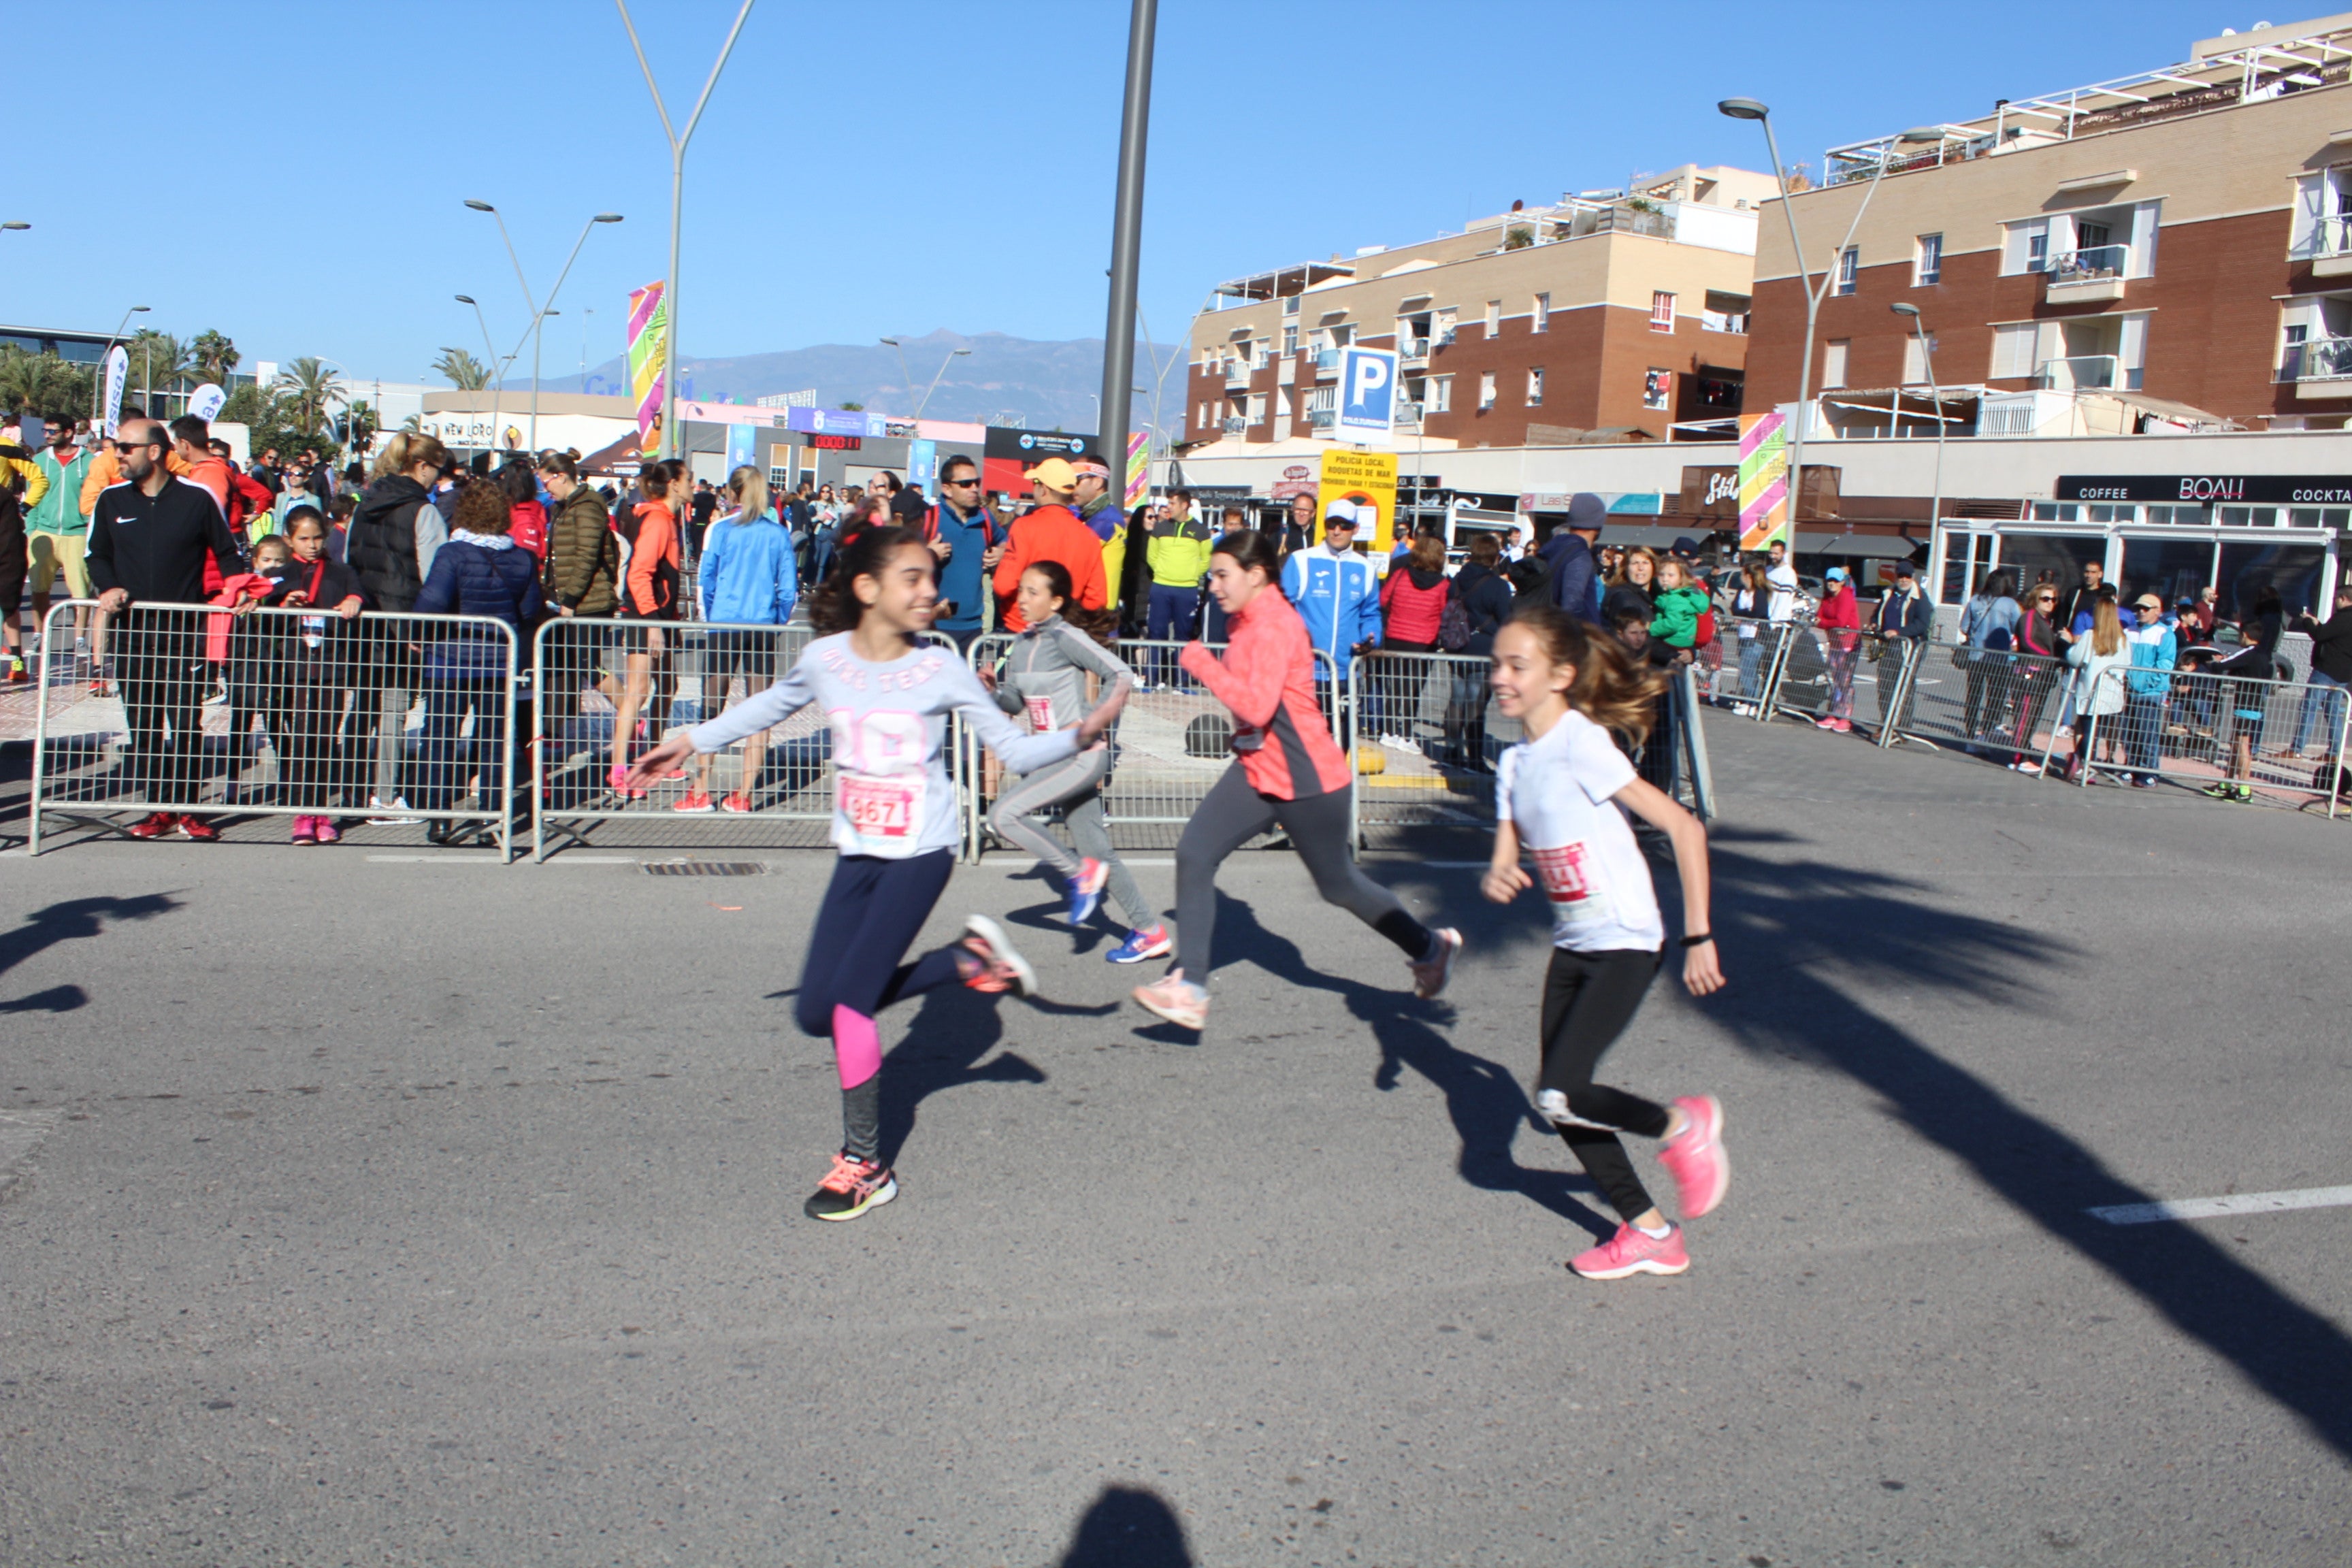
[1648,557,1711,650]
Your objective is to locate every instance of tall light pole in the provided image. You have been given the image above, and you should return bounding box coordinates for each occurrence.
[1098,0,1158,499]
[1718,100,1942,547]
[466,201,624,454]
[617,0,755,462]
[879,338,915,414]
[916,346,971,419]
[1891,302,1947,572]
[455,295,505,452]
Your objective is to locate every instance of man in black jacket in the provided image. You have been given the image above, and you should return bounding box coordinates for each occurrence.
[1443,530,1516,772]
[1873,561,1934,734]
[88,418,248,841]
[2293,581,2352,756]
[1538,491,1605,623]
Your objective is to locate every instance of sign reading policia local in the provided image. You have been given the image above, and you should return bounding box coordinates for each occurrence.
[1318,446,1399,558]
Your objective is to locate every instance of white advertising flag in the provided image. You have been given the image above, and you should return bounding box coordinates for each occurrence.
[102,346,129,436]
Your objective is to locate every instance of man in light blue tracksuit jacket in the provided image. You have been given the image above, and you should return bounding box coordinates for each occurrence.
[1279,503,1384,683]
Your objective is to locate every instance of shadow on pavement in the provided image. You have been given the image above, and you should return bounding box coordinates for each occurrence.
[1706,825,2352,1460]
[877,983,1047,1169]
[1207,892,1618,1242]
[0,896,182,1013]
[1053,1483,1194,1567]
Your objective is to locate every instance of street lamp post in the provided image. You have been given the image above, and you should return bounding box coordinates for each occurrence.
[916,347,971,419]
[467,201,624,454]
[1717,100,1942,547]
[455,295,506,453]
[617,0,755,463]
[1097,0,1159,510]
[1891,302,1947,572]
[879,338,915,414]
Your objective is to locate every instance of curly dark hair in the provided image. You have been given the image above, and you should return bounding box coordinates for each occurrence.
[808,524,933,633]
[451,478,512,536]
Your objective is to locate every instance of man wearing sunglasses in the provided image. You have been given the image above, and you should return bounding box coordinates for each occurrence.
[87,418,248,842]
[924,453,1002,652]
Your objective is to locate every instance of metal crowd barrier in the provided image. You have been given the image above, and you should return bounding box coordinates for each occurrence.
[530,617,957,860]
[1884,640,2079,771]
[1344,651,1714,847]
[28,599,522,855]
[960,634,1341,859]
[1759,627,1915,740]
[1720,621,1803,719]
[2074,664,2352,811]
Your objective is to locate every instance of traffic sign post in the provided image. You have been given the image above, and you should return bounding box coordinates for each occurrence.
[1334,345,1399,448]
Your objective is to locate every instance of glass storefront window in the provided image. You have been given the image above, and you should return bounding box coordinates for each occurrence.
[2217,541,2328,619]
[2217,506,2282,527]
[2030,502,2080,522]
[1941,532,1997,603]
[2119,537,2217,617]
[2287,506,2352,529]
[1998,534,2107,600]
[2142,505,2209,525]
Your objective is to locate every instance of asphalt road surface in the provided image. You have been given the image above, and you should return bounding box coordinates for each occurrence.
[1,721,2346,1566]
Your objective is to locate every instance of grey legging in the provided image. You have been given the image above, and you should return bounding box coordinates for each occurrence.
[1173,763,1432,981]
[989,748,1151,930]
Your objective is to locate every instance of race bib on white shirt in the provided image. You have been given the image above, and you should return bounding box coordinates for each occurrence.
[1025,694,1054,734]
[837,770,926,855]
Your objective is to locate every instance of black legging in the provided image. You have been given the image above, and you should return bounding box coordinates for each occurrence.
[1171,764,1431,981]
[1539,947,1671,1224]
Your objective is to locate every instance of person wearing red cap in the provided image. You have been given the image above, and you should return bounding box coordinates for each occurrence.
[992,457,1107,632]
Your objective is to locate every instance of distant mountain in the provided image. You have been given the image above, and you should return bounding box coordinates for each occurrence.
[529,328,1179,434]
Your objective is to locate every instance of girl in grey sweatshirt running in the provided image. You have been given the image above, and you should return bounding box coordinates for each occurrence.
[983,561,1166,962]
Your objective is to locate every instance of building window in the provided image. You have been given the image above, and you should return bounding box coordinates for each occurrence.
[1526,367,1545,407]
[1486,300,1502,339]
[1822,338,1850,389]
[1990,322,2037,379]
[1835,247,1858,296]
[1247,393,1266,426]
[1642,369,1671,411]
[1283,294,1300,316]
[1650,291,1676,331]
[1914,232,1943,286]
[1433,307,1457,346]
[1281,324,1297,355]
[1533,292,1551,333]
[1477,371,1497,410]
[1428,374,1452,413]
[1901,333,1935,386]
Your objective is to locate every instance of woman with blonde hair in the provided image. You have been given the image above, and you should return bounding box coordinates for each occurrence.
[2063,595,2130,782]
[680,466,798,813]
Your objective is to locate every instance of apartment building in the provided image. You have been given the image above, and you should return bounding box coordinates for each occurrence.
[1181,164,1777,452]
[1748,14,2352,430]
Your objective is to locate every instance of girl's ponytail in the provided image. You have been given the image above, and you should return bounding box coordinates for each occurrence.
[1505,600,1668,744]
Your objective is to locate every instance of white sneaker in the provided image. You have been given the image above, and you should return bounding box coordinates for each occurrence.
[366,794,423,826]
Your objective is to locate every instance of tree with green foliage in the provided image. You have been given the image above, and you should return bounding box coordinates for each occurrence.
[434,348,490,390]
[127,329,195,404]
[191,329,240,387]
[0,348,96,422]
[273,357,345,438]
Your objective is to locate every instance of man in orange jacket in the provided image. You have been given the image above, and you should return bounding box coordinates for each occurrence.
[991,456,1107,632]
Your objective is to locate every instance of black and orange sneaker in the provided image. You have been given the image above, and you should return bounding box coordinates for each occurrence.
[804,1151,897,1222]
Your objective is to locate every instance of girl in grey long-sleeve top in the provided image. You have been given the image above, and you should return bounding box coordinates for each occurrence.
[985,561,1165,962]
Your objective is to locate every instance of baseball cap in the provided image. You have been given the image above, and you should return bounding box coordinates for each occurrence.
[1027,456,1078,491]
[1893,561,1917,579]
[1825,566,1849,582]
[1323,498,1362,528]
[2134,595,2163,611]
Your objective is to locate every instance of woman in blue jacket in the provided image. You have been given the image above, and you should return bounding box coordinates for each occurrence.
[412,480,544,842]
[683,466,799,813]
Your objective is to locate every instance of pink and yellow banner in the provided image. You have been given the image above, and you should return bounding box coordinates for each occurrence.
[1737,409,1788,553]
[627,280,668,442]
[1124,429,1149,508]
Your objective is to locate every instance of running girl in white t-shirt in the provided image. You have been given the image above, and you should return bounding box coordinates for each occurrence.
[627,525,1128,1222]
[1482,600,1730,1279]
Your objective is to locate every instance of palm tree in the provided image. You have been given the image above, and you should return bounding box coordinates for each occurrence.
[127,329,195,412]
[434,348,491,391]
[272,356,346,439]
[191,329,240,386]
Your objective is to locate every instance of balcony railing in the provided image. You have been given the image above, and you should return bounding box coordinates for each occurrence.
[1400,338,1429,362]
[1311,349,1340,380]
[2037,353,2121,389]
[1392,401,1424,428]
[1700,310,1750,334]
[2281,336,2352,382]
[1223,364,1250,387]
[1307,409,1335,429]
[2046,244,2129,282]
[2310,214,2352,259]
[1220,416,1247,434]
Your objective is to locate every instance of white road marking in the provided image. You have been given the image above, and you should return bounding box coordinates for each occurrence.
[2088,1185,2352,1225]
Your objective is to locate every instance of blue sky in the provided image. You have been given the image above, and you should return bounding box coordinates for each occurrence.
[1,0,2264,391]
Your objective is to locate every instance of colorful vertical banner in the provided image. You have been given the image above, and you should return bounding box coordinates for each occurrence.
[1316,447,1399,559]
[1737,409,1789,553]
[101,346,128,436]
[907,438,936,497]
[627,280,668,442]
[725,420,757,478]
[1124,429,1149,508]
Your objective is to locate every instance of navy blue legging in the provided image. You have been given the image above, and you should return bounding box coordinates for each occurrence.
[796,849,971,1160]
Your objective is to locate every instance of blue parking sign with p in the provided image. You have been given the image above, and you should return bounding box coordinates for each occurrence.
[1335,346,1398,446]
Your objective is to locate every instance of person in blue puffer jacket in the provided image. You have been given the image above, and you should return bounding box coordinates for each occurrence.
[684,466,799,813]
[412,480,544,838]
[1278,499,1383,687]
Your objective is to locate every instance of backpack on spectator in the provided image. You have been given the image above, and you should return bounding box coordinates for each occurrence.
[1437,589,1472,653]
[1693,606,1717,649]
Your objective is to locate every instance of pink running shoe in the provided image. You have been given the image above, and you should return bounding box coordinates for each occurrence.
[1132,969,1209,1030]
[958,915,1036,998]
[1656,1094,1729,1218]
[290,815,318,845]
[314,817,342,845]
[1569,1222,1690,1279]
